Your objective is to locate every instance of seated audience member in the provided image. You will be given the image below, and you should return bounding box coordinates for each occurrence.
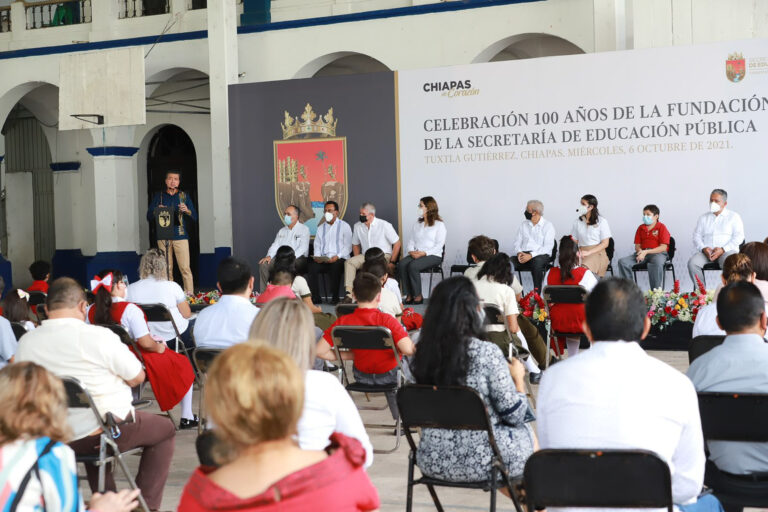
[739,241,768,307]
[127,248,195,353]
[513,199,556,292]
[545,236,598,358]
[258,205,310,292]
[249,298,373,468]
[688,281,768,507]
[27,260,50,293]
[0,305,17,368]
[692,254,755,338]
[258,268,298,303]
[307,200,352,305]
[410,276,535,482]
[0,362,140,512]
[195,257,259,349]
[366,247,401,302]
[617,204,671,290]
[4,288,35,330]
[16,278,176,511]
[538,278,722,512]
[178,343,380,511]
[362,259,402,319]
[398,196,447,305]
[87,269,195,425]
[688,189,744,288]
[475,253,543,381]
[317,273,415,420]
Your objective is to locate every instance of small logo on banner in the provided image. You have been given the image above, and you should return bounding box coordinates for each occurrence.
[422,80,480,98]
[726,52,746,83]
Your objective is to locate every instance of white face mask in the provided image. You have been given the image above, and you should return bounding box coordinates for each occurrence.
[418,207,425,218]
[710,201,721,214]
[576,205,588,216]
[324,211,334,223]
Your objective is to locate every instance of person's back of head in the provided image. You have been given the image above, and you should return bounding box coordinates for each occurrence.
[3,289,30,323]
[352,272,381,305]
[722,253,754,284]
[29,260,51,282]
[138,248,168,280]
[92,269,123,326]
[275,245,296,261]
[364,247,386,263]
[206,343,304,464]
[361,259,387,281]
[558,236,579,282]
[467,235,496,263]
[273,246,297,278]
[585,278,647,342]
[268,269,294,287]
[411,276,482,386]
[716,280,766,335]
[248,298,316,371]
[740,242,768,281]
[476,252,512,286]
[46,277,86,315]
[217,257,253,295]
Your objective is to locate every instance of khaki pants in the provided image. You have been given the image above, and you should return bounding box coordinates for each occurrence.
[344,253,391,294]
[160,239,193,294]
[580,243,610,277]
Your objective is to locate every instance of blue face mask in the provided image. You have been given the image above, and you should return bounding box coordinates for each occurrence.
[642,215,654,225]
[284,214,293,225]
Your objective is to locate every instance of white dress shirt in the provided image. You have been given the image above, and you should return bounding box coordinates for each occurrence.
[384,278,402,304]
[571,216,611,247]
[266,222,310,258]
[405,220,447,258]
[691,303,725,338]
[351,217,399,254]
[692,208,744,253]
[538,341,705,511]
[465,261,524,296]
[514,217,556,257]
[314,219,352,259]
[127,277,188,341]
[194,295,259,349]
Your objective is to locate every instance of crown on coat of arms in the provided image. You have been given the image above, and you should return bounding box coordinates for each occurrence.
[281,103,337,139]
[727,52,744,61]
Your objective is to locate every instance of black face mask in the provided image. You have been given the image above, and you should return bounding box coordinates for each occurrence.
[524,210,533,221]
[359,214,368,223]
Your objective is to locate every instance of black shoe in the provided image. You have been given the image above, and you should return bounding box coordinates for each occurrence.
[529,372,542,385]
[180,416,200,430]
[341,294,354,304]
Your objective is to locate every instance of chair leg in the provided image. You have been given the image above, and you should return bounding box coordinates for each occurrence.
[428,271,433,297]
[406,451,415,512]
[197,380,205,435]
[490,465,497,512]
[98,435,107,492]
[425,483,444,512]
[373,413,402,454]
[632,270,638,284]
[112,451,150,512]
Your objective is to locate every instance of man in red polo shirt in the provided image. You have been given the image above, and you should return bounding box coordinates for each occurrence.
[317,272,415,419]
[617,204,671,290]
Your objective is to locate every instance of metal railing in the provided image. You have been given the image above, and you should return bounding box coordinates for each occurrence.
[25,0,92,29]
[119,0,170,18]
[0,6,10,33]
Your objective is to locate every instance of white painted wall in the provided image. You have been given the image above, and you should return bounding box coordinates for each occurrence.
[6,171,34,287]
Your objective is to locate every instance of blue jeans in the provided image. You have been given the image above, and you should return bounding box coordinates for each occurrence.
[353,366,399,420]
[617,252,668,290]
[679,493,724,512]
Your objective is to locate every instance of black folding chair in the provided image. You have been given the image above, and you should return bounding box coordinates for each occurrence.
[136,303,192,358]
[541,285,589,363]
[702,241,746,288]
[697,392,768,509]
[28,291,47,321]
[450,246,475,276]
[524,449,673,512]
[632,236,677,290]
[397,385,524,512]
[688,335,726,363]
[515,240,557,289]
[63,377,150,512]
[419,245,445,295]
[605,237,615,275]
[331,325,404,453]
[10,321,27,340]
[192,347,222,435]
[335,303,358,318]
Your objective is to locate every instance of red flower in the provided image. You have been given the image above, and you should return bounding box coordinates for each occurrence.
[660,315,668,322]
[522,310,533,317]
[695,275,707,294]
[673,280,680,294]
[664,306,672,314]
[670,310,678,317]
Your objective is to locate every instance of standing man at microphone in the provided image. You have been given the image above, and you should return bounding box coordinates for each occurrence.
[147,170,198,294]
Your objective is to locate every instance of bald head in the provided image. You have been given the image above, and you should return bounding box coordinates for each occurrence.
[46,277,86,313]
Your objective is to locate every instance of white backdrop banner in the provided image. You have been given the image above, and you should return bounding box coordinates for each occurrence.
[397,38,768,291]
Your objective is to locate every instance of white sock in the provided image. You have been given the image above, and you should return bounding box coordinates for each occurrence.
[181,385,194,420]
[566,337,581,358]
[514,330,541,372]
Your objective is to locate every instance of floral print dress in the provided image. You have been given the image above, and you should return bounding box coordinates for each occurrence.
[416,339,535,481]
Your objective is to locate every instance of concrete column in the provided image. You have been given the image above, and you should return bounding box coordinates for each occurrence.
[90,0,119,41]
[87,152,140,253]
[593,0,631,52]
[206,0,237,252]
[9,1,24,34]
[170,0,187,16]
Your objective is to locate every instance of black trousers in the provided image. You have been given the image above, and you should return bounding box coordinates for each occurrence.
[513,254,550,292]
[704,460,768,512]
[306,258,346,302]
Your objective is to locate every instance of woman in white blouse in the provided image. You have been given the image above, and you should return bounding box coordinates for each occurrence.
[399,196,447,305]
[571,194,611,277]
[249,298,374,468]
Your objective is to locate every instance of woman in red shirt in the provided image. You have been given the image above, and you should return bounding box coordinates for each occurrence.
[546,236,598,358]
[178,343,379,512]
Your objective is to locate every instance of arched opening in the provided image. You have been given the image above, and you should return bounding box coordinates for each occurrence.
[474,34,585,63]
[146,125,200,288]
[294,52,391,78]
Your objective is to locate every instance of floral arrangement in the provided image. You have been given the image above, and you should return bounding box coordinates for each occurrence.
[645,277,713,329]
[519,290,548,323]
[186,290,260,305]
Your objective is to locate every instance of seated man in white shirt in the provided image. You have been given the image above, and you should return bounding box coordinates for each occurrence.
[343,202,401,301]
[307,200,352,305]
[194,257,259,349]
[538,278,721,512]
[688,189,744,288]
[16,277,176,511]
[258,204,310,292]
[687,281,768,507]
[513,200,555,292]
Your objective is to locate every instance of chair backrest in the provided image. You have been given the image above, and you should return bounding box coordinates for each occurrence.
[482,303,505,326]
[687,335,725,363]
[98,323,145,364]
[542,285,588,305]
[606,237,615,261]
[331,325,395,351]
[667,237,676,261]
[524,449,673,512]
[137,303,174,323]
[10,322,27,341]
[698,392,768,442]
[549,239,558,264]
[335,303,358,318]
[193,347,222,374]
[27,291,46,307]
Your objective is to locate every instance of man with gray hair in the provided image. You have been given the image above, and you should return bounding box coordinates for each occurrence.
[512,199,555,292]
[343,202,401,301]
[688,189,744,288]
